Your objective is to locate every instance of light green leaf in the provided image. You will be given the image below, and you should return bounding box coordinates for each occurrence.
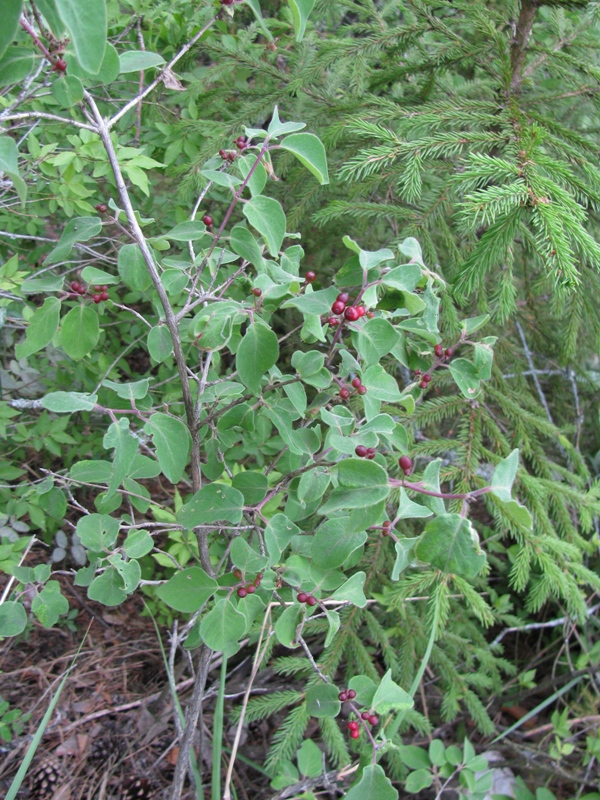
[0,601,27,637]
[405,769,434,793]
[330,572,367,607]
[44,217,102,264]
[264,514,300,563]
[287,0,316,42]
[118,243,152,291]
[34,0,65,34]
[177,483,244,527]
[56,0,107,74]
[104,378,149,401]
[199,598,246,654]
[87,567,126,606]
[416,514,486,578]
[32,581,69,627]
[76,513,119,550]
[40,392,97,413]
[165,220,207,241]
[461,314,490,335]
[396,489,433,520]
[391,538,418,580]
[123,529,153,558]
[236,322,279,394]
[230,537,269,573]
[0,1,23,61]
[155,567,218,613]
[320,459,389,514]
[312,520,366,569]
[490,449,519,502]
[449,358,482,398]
[119,50,165,73]
[274,604,302,648]
[243,0,274,41]
[81,266,119,285]
[381,262,422,292]
[107,553,140,593]
[297,739,323,778]
[372,669,413,714]
[65,41,119,83]
[399,237,424,264]
[305,684,340,718]
[144,412,191,484]
[69,460,112,483]
[0,134,26,205]
[103,418,139,499]
[0,47,35,87]
[147,326,173,362]
[52,74,84,107]
[230,225,265,270]
[236,153,267,196]
[324,608,340,647]
[267,105,306,137]
[360,364,403,402]
[345,764,398,800]
[15,298,61,359]
[280,133,328,184]
[232,471,269,505]
[283,286,339,316]
[357,318,399,366]
[60,305,100,360]
[243,195,286,257]
[498,499,533,530]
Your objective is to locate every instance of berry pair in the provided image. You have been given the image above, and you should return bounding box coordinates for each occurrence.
[297,592,317,606]
[234,136,247,149]
[361,711,379,726]
[95,203,108,213]
[339,382,366,400]
[347,720,361,739]
[419,373,432,390]
[355,445,376,459]
[338,688,356,702]
[219,149,236,162]
[235,571,263,598]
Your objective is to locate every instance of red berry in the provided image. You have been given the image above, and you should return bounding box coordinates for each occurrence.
[331,300,346,315]
[94,285,101,291]
[344,306,360,321]
[356,306,366,317]
[367,311,375,318]
[254,577,261,587]
[221,0,234,5]
[423,373,432,383]
[100,291,109,301]
[245,584,256,594]
[71,281,80,292]
[347,689,356,700]
[434,344,444,358]
[227,151,236,161]
[366,448,376,459]
[356,385,367,395]
[53,58,67,72]
[235,137,246,149]
[355,445,368,458]
[237,587,247,598]
[445,347,454,358]
[382,520,392,528]
[339,691,348,701]
[92,294,102,304]
[339,387,350,400]
[256,572,263,579]
[95,203,108,213]
[361,711,370,720]
[251,287,262,297]
[219,149,227,159]
[350,729,360,739]
[351,377,362,389]
[306,595,317,607]
[414,369,422,377]
[305,271,316,282]
[297,592,308,603]
[77,286,86,294]
[368,715,379,726]
[336,292,349,304]
[347,721,359,731]
[399,456,413,474]
[203,214,213,226]
[233,569,242,579]
[327,316,341,326]
[419,380,428,389]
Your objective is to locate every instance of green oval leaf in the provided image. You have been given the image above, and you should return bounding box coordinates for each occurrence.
[155,567,218,613]
[44,217,102,265]
[236,322,279,394]
[15,297,61,359]
[119,50,165,73]
[144,412,191,484]
[345,764,398,800]
[280,132,328,184]
[305,684,340,718]
[56,0,107,74]
[177,483,244,527]
[242,195,286,257]
[118,243,153,291]
[60,304,100,360]
[0,1,23,61]
[0,601,27,637]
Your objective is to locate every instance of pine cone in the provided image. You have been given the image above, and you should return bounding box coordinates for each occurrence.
[29,758,61,799]
[120,776,153,799]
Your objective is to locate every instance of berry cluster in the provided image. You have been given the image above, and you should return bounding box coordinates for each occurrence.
[202,214,213,227]
[338,688,356,702]
[339,376,367,401]
[381,520,393,536]
[355,445,376,459]
[399,455,413,475]
[235,570,263,598]
[219,148,236,162]
[414,344,456,390]
[234,136,247,150]
[297,592,317,607]
[70,282,109,303]
[95,203,108,213]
